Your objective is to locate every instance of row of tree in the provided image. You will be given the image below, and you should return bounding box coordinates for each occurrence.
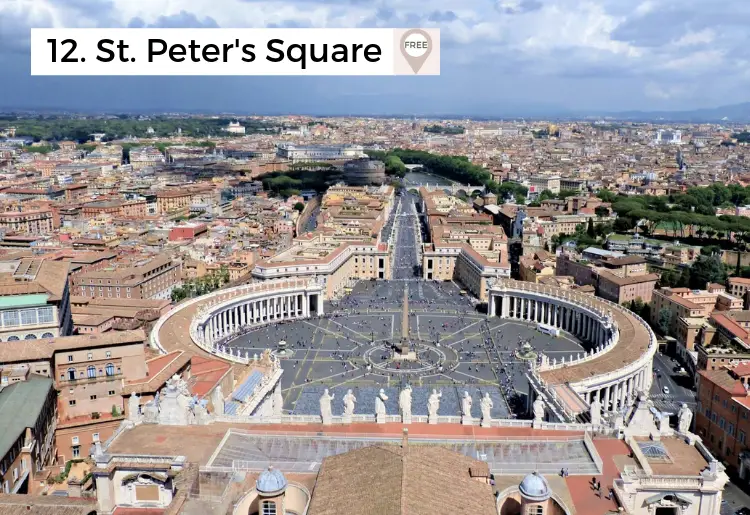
[7,116,277,142]
[604,184,750,240]
[365,149,529,201]
[423,124,465,134]
[171,267,231,303]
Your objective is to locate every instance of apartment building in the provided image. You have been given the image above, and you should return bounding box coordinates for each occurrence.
[81,199,148,219]
[275,143,365,162]
[54,330,147,460]
[0,259,73,340]
[555,251,658,303]
[0,375,57,495]
[596,270,659,305]
[128,146,165,170]
[652,287,743,338]
[729,277,750,301]
[156,190,192,215]
[72,256,182,301]
[696,363,750,473]
[0,208,55,234]
[518,251,556,283]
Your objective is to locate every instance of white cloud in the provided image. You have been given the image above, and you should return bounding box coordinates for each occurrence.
[1,0,749,111]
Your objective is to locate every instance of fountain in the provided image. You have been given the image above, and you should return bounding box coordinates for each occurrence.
[515,339,538,361]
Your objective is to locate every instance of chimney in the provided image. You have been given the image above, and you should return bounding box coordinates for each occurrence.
[402,428,409,453]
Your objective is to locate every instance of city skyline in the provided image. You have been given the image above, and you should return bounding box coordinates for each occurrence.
[1,0,748,114]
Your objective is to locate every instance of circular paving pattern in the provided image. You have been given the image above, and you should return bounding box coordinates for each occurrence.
[363,341,456,375]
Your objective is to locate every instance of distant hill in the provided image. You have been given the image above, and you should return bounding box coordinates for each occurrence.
[592,102,750,123]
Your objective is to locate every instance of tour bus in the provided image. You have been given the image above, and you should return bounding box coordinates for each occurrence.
[537,323,561,337]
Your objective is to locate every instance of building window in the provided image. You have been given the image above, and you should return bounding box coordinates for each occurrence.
[87,366,96,378]
[90,395,97,400]
[92,433,99,442]
[105,351,111,358]
[68,355,73,362]
[261,501,277,515]
[41,332,53,339]
[69,400,76,406]
[72,436,79,445]
[6,336,19,341]
[24,334,37,340]
[2,311,18,327]
[72,446,80,458]
[87,352,93,360]
[108,390,115,396]
[67,368,76,380]
[740,431,746,444]
[20,309,36,326]
[105,363,115,376]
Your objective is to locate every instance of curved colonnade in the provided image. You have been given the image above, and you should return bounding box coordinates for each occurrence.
[488,280,657,418]
[151,278,324,364]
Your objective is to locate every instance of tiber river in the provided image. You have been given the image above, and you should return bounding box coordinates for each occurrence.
[403,170,454,186]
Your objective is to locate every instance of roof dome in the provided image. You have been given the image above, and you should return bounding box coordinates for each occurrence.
[519,472,551,502]
[256,466,287,496]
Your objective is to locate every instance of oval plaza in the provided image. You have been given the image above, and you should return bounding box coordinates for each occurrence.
[93,188,727,515]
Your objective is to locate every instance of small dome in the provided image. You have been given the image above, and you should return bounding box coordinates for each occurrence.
[519,472,551,502]
[256,466,287,496]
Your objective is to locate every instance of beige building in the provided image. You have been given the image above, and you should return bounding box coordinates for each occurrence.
[0,209,56,234]
[253,234,390,299]
[652,286,744,357]
[519,251,556,283]
[0,375,57,495]
[73,256,182,301]
[597,271,660,305]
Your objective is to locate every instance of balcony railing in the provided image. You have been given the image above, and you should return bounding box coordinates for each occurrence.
[59,372,123,385]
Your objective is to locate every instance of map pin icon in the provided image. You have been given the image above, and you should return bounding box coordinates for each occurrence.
[400,29,432,74]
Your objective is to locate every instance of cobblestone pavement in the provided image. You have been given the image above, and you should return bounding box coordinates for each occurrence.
[225,280,585,417]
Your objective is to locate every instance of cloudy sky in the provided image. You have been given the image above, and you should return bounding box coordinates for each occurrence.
[0,0,746,115]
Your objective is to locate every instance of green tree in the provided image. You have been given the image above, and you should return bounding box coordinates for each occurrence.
[538,189,554,201]
[586,218,595,238]
[294,202,305,212]
[688,255,727,289]
[595,206,610,218]
[658,307,672,335]
[613,217,635,232]
[597,190,618,203]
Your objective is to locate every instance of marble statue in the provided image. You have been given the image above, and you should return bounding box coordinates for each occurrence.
[343,389,357,417]
[211,385,225,416]
[533,397,545,423]
[272,383,284,417]
[158,374,192,426]
[143,401,159,424]
[127,393,140,423]
[590,396,602,426]
[375,389,388,420]
[678,403,693,433]
[399,384,412,422]
[193,399,210,425]
[461,391,473,424]
[480,393,493,427]
[319,389,334,425]
[427,389,442,423]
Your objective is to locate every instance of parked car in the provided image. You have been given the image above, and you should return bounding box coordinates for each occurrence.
[663,386,670,395]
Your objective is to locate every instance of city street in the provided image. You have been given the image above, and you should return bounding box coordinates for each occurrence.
[649,351,697,414]
[391,191,423,279]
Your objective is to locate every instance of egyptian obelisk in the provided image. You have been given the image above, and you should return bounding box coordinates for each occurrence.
[396,285,415,359]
